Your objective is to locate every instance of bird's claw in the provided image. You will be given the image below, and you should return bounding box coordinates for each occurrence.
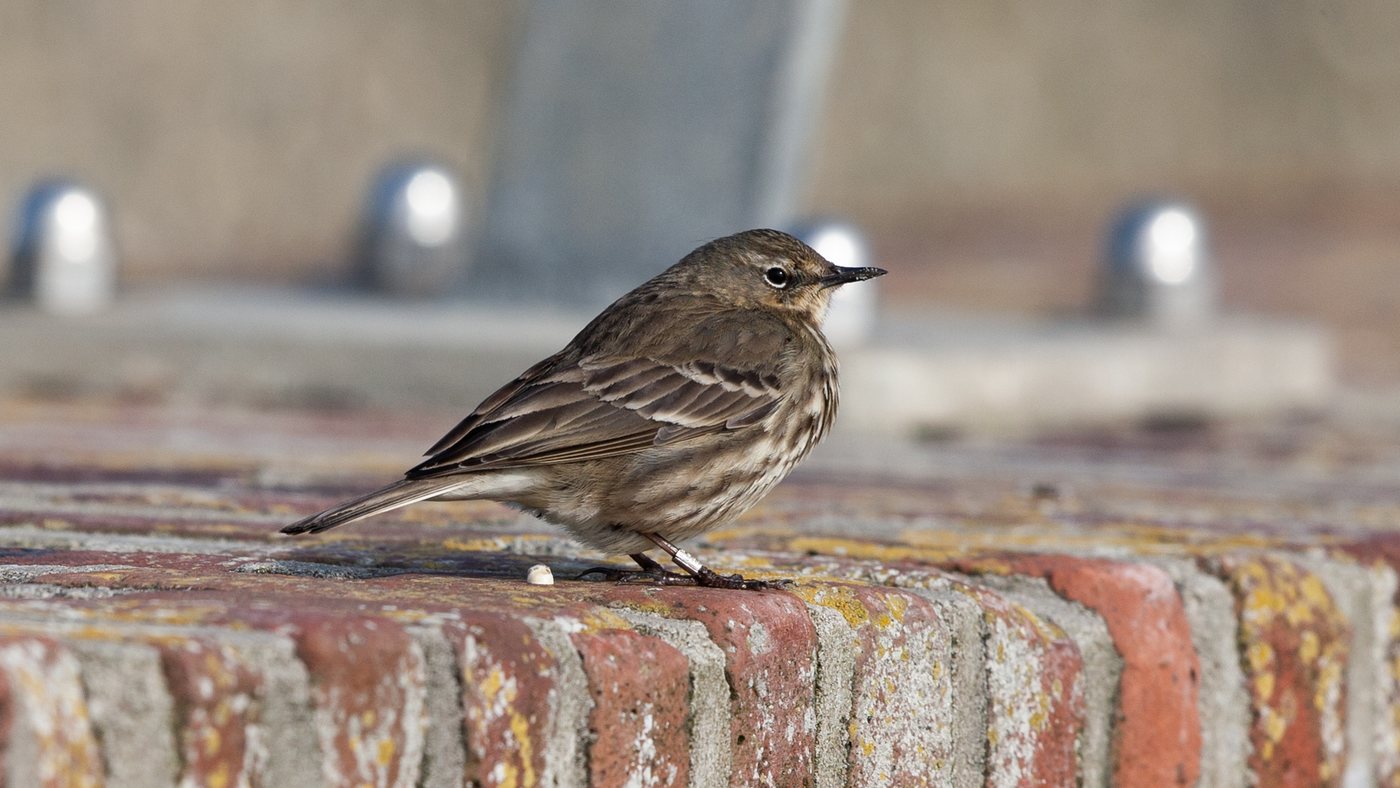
[693,567,792,591]
[575,564,790,591]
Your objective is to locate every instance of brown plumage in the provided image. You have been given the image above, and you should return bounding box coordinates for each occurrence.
[282,228,885,589]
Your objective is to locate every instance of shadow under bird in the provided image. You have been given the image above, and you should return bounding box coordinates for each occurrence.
[282,228,886,589]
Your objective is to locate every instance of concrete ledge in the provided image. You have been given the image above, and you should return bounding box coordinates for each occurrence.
[3,401,1400,785]
[0,288,1331,435]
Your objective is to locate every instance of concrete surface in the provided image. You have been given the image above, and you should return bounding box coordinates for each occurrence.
[2,400,1400,785]
[0,287,1332,435]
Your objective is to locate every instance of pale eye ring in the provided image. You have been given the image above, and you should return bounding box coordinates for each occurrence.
[763,267,791,289]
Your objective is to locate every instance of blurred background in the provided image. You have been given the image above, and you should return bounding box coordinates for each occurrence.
[1,1,1397,433]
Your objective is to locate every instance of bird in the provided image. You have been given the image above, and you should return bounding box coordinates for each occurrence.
[282,228,885,589]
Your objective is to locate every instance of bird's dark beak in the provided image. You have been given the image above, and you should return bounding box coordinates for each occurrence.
[819,265,887,289]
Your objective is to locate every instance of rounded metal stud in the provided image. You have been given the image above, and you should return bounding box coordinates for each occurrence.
[359,161,469,297]
[790,218,879,345]
[1099,200,1217,327]
[10,181,118,315]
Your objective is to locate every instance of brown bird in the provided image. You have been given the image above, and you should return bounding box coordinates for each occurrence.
[282,228,885,589]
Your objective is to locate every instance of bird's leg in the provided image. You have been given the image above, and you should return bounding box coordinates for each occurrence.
[644,533,789,591]
[574,552,693,584]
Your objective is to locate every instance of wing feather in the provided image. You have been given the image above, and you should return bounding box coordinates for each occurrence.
[408,309,790,479]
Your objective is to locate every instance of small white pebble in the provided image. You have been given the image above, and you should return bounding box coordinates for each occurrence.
[527,564,554,585]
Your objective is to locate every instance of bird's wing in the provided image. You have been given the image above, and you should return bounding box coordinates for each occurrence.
[407,314,787,479]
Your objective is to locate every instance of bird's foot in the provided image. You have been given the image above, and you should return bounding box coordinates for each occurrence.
[692,567,792,591]
[575,550,790,591]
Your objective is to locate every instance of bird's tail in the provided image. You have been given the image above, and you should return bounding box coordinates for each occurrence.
[281,478,465,535]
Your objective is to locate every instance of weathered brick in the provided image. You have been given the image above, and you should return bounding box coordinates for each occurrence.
[0,637,104,788]
[993,556,1202,787]
[573,626,690,787]
[605,587,820,785]
[159,637,263,788]
[795,582,956,784]
[955,583,1085,787]
[450,612,557,787]
[1208,554,1351,786]
[290,614,428,787]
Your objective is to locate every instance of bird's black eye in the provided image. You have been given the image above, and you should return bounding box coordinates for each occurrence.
[763,267,791,289]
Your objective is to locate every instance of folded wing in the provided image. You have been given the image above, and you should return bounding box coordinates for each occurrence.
[407,343,784,479]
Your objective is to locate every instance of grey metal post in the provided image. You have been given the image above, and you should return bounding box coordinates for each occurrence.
[358,162,470,298]
[1099,200,1217,328]
[8,182,117,315]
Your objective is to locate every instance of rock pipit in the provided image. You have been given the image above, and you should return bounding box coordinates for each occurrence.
[283,228,885,589]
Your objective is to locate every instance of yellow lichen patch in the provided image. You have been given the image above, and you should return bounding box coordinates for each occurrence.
[1030,684,1053,731]
[377,738,395,767]
[1014,603,1068,644]
[1226,556,1350,778]
[790,584,870,628]
[1247,641,1275,673]
[1299,631,1320,664]
[578,609,631,633]
[615,598,675,618]
[895,519,1297,559]
[1254,672,1275,700]
[885,593,909,624]
[1300,575,1331,608]
[703,522,798,543]
[481,665,505,699]
[736,554,778,568]
[508,706,537,787]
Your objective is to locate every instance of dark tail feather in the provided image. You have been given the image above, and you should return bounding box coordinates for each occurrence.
[281,479,460,535]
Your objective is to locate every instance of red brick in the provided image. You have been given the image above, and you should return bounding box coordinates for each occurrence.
[1210,555,1350,786]
[158,637,263,788]
[573,627,690,787]
[995,556,1202,787]
[291,615,427,787]
[956,583,1084,787]
[0,637,104,788]
[606,587,820,785]
[449,613,557,787]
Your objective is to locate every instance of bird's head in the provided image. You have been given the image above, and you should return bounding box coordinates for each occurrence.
[670,228,886,323]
